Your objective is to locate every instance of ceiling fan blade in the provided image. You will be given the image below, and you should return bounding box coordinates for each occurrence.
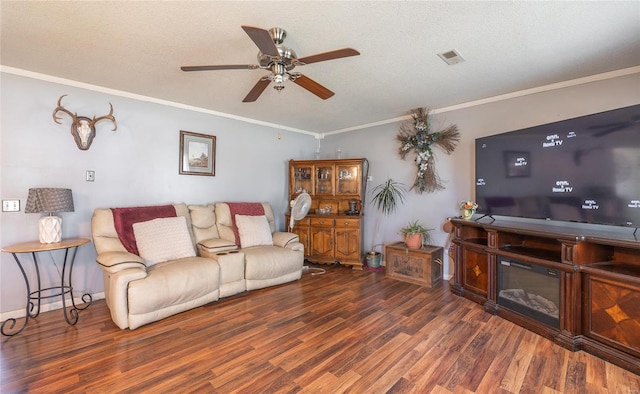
[292,74,335,100]
[181,65,259,72]
[243,78,271,102]
[241,26,279,57]
[297,48,360,65]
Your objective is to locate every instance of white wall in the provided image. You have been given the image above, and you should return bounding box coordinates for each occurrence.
[0,72,315,316]
[324,73,640,277]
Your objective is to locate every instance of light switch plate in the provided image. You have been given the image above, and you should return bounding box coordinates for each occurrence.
[86,170,95,182]
[2,200,20,212]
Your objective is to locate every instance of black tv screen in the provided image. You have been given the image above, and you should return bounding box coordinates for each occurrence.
[475,104,640,227]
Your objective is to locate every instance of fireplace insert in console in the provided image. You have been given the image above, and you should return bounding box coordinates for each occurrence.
[497,257,560,328]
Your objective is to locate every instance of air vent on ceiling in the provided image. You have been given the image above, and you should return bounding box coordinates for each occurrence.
[438,49,465,65]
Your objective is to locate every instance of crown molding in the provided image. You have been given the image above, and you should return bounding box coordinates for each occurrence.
[0,66,316,137]
[3,65,639,139]
[322,65,640,137]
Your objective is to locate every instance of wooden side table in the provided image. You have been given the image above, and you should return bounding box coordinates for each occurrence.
[1,238,92,336]
[385,242,443,287]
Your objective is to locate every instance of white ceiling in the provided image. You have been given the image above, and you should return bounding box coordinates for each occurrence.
[2,1,639,135]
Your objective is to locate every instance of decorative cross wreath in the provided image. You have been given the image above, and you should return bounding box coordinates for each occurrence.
[396,108,460,193]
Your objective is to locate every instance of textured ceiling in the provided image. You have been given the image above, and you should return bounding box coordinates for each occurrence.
[2,1,639,134]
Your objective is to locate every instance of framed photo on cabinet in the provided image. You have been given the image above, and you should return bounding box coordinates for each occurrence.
[179,130,216,176]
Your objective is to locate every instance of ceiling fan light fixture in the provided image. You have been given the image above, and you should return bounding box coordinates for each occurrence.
[272,73,288,92]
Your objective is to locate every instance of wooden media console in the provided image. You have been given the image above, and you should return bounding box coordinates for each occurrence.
[451,218,640,374]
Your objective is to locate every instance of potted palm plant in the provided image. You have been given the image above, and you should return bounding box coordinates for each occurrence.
[366,178,406,268]
[399,220,433,249]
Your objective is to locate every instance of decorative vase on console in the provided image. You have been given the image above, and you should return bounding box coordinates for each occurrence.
[461,208,475,220]
[459,200,478,221]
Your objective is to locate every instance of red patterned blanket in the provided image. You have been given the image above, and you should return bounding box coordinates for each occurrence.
[112,205,177,255]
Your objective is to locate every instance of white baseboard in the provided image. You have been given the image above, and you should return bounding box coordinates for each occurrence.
[1,292,105,322]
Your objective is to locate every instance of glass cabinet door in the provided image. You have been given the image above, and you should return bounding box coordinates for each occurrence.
[315,165,334,196]
[291,164,313,195]
[336,163,360,196]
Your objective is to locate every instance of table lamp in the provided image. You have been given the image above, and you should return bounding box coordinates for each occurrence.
[25,188,74,243]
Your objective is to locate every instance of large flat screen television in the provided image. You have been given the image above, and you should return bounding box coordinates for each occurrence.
[475,104,640,227]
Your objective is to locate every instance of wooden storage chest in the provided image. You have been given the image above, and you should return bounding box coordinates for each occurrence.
[385,242,443,287]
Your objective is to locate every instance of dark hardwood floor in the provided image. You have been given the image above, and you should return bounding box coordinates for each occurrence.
[2,264,639,393]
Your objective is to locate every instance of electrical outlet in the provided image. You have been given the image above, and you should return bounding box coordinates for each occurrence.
[2,199,20,212]
[86,170,95,182]
[367,176,373,182]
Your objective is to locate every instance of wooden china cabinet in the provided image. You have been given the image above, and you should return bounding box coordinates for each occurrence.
[286,158,367,269]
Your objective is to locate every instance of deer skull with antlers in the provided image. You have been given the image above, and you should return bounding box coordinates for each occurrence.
[52,95,117,150]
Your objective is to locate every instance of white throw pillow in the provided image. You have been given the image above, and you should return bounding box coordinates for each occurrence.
[133,216,196,266]
[235,214,273,248]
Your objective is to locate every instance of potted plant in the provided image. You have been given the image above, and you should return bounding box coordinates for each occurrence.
[366,178,406,268]
[399,220,433,249]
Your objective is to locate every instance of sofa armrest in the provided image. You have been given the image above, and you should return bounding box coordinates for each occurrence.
[272,232,303,252]
[105,267,148,329]
[197,238,238,257]
[272,232,299,248]
[95,251,148,329]
[286,242,304,253]
[96,251,146,274]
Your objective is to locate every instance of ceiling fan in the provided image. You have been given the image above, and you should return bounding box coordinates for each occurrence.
[181,25,360,102]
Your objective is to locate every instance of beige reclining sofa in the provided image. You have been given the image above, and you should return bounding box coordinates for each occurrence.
[91,202,303,330]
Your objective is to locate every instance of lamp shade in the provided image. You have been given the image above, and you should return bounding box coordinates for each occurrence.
[25,188,74,214]
[25,188,74,243]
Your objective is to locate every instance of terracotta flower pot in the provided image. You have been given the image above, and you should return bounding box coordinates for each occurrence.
[404,233,422,249]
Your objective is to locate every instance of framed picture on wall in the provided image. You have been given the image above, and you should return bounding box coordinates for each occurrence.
[179,130,216,176]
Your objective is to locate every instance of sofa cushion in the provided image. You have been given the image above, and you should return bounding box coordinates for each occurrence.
[112,205,177,255]
[127,256,220,316]
[227,203,265,246]
[188,204,220,242]
[133,216,196,266]
[215,202,277,245]
[243,246,303,281]
[235,214,273,248]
